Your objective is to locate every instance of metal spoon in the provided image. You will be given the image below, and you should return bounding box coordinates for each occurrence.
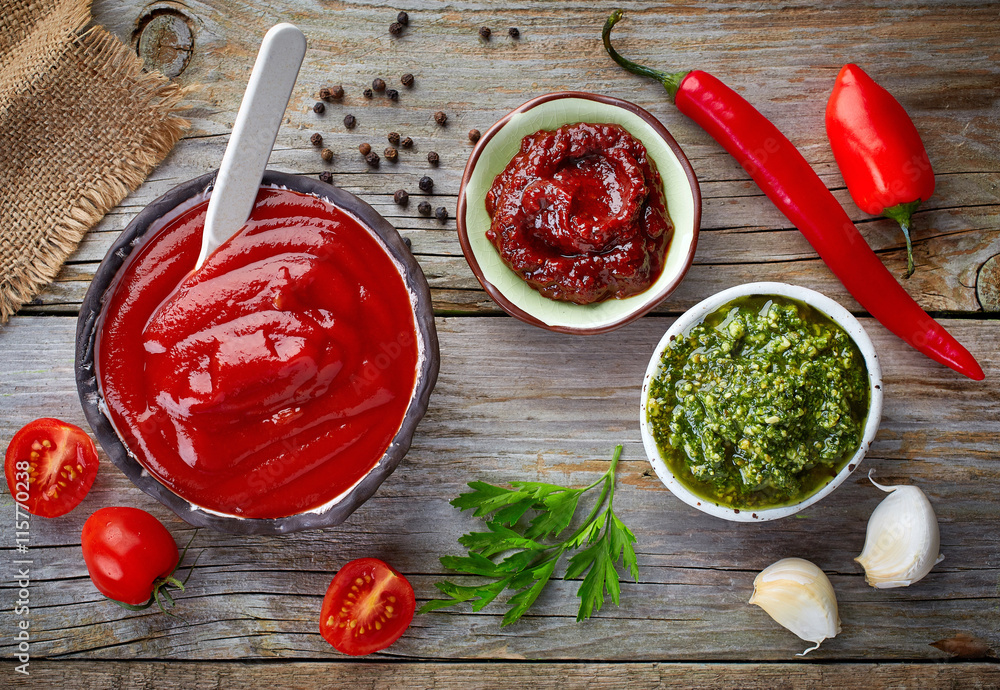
[195,23,307,270]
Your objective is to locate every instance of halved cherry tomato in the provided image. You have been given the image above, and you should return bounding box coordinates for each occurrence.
[5,418,99,517]
[81,507,180,607]
[320,557,415,656]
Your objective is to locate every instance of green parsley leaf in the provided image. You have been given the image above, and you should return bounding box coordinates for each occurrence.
[502,557,558,626]
[610,512,640,581]
[524,488,582,540]
[418,445,639,626]
[492,498,537,526]
[439,552,503,577]
[459,522,545,557]
[451,482,529,516]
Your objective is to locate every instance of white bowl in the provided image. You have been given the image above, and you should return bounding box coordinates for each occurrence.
[639,282,883,521]
[457,91,701,334]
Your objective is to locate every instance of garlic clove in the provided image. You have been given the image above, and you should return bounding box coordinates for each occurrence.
[856,473,943,588]
[749,557,841,656]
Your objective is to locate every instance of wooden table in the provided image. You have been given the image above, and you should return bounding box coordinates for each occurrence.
[3,1,999,686]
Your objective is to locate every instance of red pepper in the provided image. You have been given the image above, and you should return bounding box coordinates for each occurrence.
[826,63,935,278]
[603,10,983,381]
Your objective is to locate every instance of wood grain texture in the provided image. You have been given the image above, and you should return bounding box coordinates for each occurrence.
[1,316,997,662]
[2,0,998,680]
[17,0,998,317]
[3,660,1000,689]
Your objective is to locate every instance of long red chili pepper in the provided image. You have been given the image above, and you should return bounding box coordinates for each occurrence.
[603,10,983,381]
[826,63,936,278]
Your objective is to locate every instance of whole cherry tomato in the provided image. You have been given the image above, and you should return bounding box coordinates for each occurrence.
[320,557,415,656]
[5,418,99,517]
[81,507,181,607]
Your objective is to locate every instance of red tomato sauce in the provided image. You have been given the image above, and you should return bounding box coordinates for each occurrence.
[485,122,673,304]
[98,188,419,519]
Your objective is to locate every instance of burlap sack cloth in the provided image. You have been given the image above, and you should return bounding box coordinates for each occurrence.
[0,0,189,323]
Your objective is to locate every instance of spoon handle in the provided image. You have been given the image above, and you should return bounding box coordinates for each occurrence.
[196,23,307,270]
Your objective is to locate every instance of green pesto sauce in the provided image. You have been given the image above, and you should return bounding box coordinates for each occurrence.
[646,295,870,510]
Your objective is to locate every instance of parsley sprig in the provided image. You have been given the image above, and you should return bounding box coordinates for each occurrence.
[419,445,639,626]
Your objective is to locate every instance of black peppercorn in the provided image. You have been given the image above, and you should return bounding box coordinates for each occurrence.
[401,73,414,87]
[310,132,323,147]
[417,200,432,215]
[359,142,372,156]
[433,111,447,126]
[344,113,357,129]
[384,146,398,162]
[397,10,409,26]
[389,21,403,36]
[388,132,401,145]
[319,171,334,184]
[319,87,331,101]
[394,189,409,205]
[331,84,344,99]
[468,129,481,143]
[427,151,439,165]
[435,206,448,222]
[385,88,399,101]
[479,26,491,40]
[313,101,326,114]
[365,151,380,167]
[363,88,373,99]
[372,77,386,92]
[418,175,434,192]
[321,148,334,163]
[508,27,520,39]
[401,136,413,149]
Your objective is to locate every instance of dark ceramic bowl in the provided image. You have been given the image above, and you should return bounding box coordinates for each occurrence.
[457,91,702,335]
[76,170,439,535]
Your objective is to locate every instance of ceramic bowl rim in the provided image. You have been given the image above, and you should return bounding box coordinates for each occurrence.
[638,281,883,522]
[75,170,440,535]
[456,90,702,335]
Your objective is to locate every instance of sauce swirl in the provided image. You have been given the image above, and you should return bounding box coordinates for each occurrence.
[98,188,418,519]
[485,122,673,304]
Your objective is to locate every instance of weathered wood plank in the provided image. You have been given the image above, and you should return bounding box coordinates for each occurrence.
[1,316,996,661]
[20,192,1000,316]
[4,660,999,689]
[3,0,998,675]
[17,0,995,318]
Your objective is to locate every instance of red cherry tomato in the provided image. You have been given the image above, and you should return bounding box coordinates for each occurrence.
[81,507,180,606]
[5,418,99,517]
[320,557,415,656]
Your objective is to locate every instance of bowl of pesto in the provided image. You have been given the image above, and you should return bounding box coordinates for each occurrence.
[640,282,883,521]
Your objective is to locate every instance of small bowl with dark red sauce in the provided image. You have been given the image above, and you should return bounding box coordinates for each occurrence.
[76,171,439,535]
[458,91,702,334]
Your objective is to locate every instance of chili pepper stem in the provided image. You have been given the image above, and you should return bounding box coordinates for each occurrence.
[601,15,982,380]
[882,200,922,279]
[603,10,689,99]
